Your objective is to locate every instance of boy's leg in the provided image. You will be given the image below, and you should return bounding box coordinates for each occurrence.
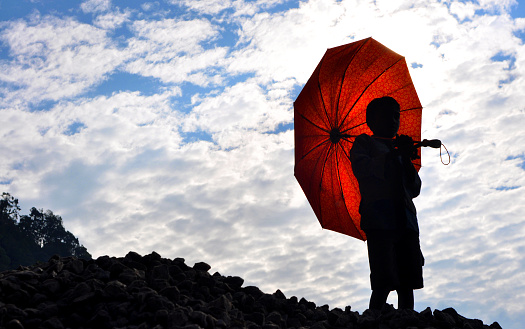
[366,230,398,311]
[369,289,390,310]
[397,288,414,310]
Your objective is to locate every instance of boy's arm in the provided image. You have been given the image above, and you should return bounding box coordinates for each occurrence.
[402,158,421,198]
[394,134,422,198]
[350,135,387,180]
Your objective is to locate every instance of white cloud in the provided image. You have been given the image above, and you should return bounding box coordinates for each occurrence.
[228,0,351,83]
[81,0,112,13]
[170,0,292,16]
[449,1,477,21]
[477,0,518,13]
[141,2,158,12]
[93,9,131,30]
[3,89,182,205]
[0,15,127,106]
[129,18,217,53]
[183,79,293,148]
[125,18,228,85]
[170,0,234,15]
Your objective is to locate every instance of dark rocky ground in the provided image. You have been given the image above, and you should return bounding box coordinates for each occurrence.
[0,252,502,329]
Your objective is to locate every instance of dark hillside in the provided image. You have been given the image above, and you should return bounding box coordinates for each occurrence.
[0,252,502,329]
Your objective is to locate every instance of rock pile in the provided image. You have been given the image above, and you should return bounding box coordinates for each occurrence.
[0,252,501,329]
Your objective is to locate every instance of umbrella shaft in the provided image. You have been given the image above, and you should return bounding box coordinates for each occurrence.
[415,139,441,148]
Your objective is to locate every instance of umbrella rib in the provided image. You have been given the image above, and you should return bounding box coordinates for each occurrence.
[341,122,367,134]
[296,112,331,163]
[401,106,422,112]
[339,144,366,240]
[334,145,346,230]
[302,139,331,227]
[299,112,330,134]
[335,38,370,126]
[317,141,335,228]
[339,143,352,159]
[298,139,331,162]
[339,56,405,129]
[336,144,365,240]
[318,80,333,129]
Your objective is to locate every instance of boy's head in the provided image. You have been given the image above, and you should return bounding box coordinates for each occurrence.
[366,96,400,138]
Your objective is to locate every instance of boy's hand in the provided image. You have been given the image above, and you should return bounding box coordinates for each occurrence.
[394,135,419,159]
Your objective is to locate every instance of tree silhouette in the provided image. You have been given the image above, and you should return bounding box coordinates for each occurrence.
[19,208,91,259]
[0,193,91,270]
[0,192,20,225]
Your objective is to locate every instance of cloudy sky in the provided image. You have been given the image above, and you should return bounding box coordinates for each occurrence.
[1,0,525,328]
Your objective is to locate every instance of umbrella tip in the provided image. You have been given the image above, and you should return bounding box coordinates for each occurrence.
[329,128,342,144]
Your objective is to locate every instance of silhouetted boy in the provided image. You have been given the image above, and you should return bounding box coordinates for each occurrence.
[350,96,424,311]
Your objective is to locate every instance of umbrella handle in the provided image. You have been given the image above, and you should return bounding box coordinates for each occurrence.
[414,139,441,148]
[414,139,451,165]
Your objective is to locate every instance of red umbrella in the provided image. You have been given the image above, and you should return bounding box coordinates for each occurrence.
[294,37,422,240]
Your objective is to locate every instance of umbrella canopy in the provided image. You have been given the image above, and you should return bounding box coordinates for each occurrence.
[294,37,422,240]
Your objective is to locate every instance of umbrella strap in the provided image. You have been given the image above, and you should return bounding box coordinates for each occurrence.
[440,143,450,165]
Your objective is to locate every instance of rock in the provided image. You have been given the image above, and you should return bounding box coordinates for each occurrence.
[189,310,210,328]
[246,311,265,326]
[160,286,181,302]
[224,275,244,288]
[274,289,286,300]
[299,297,316,310]
[209,294,233,312]
[151,264,171,280]
[41,279,61,295]
[266,310,284,326]
[233,291,255,313]
[388,308,421,328]
[64,258,84,275]
[357,308,380,327]
[193,262,211,272]
[46,257,64,274]
[243,285,264,299]
[177,279,194,293]
[6,319,24,329]
[143,251,163,269]
[109,261,130,278]
[6,289,31,307]
[327,307,343,325]
[125,251,144,263]
[434,308,457,328]
[258,293,279,311]
[168,309,189,327]
[41,317,64,329]
[119,267,146,284]
[71,281,92,297]
[89,309,111,328]
[37,301,59,318]
[104,280,129,300]
[287,316,303,328]
[155,309,169,325]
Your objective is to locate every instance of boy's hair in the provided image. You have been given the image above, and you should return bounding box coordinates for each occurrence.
[366,96,400,129]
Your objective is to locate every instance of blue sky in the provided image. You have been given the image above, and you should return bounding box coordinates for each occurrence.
[1,0,525,328]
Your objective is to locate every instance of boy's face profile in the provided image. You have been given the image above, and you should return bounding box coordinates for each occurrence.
[366,97,401,138]
[370,108,400,138]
